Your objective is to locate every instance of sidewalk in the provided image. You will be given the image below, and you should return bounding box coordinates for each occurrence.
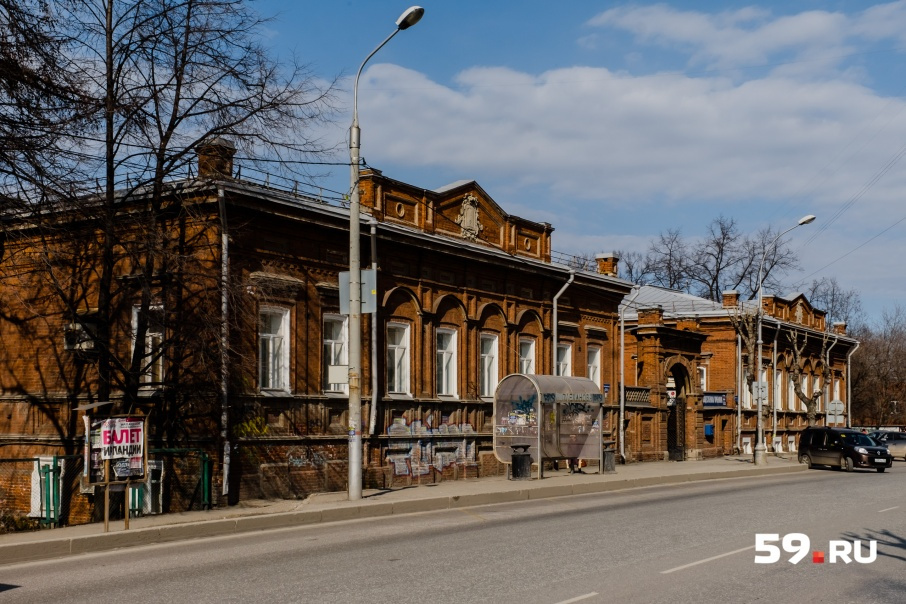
[0,454,804,565]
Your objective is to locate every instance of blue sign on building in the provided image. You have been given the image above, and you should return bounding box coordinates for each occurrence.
[702,392,728,407]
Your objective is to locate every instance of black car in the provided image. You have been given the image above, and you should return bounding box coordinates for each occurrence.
[798,426,893,472]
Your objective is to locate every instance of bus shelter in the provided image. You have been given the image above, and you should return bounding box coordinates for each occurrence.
[493,374,604,479]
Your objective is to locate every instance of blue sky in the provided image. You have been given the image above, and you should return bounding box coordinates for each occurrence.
[255,1,906,322]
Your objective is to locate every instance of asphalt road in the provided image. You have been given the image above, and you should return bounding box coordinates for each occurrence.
[2,463,904,604]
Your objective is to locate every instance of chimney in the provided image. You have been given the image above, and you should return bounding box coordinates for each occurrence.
[722,290,740,308]
[595,252,619,277]
[638,305,664,326]
[832,321,847,336]
[197,138,236,179]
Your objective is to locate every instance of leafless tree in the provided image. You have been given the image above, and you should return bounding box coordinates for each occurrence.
[850,307,906,427]
[0,0,86,193]
[615,249,653,285]
[804,277,863,331]
[786,328,833,426]
[646,228,690,291]
[2,0,338,448]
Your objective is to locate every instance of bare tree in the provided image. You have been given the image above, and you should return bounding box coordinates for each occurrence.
[850,307,906,427]
[615,249,653,285]
[3,0,337,449]
[646,228,689,291]
[805,277,863,331]
[686,216,745,301]
[0,0,86,193]
[786,328,833,426]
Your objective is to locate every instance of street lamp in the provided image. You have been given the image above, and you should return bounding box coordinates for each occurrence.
[347,6,424,501]
[753,214,816,466]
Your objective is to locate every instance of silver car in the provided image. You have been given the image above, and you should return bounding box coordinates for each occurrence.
[872,431,906,461]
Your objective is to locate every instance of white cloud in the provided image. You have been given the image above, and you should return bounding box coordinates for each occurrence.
[330,3,906,316]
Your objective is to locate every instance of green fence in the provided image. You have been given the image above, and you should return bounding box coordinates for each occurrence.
[0,449,213,531]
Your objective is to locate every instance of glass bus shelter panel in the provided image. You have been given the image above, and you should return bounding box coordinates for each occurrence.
[559,403,603,459]
[493,375,540,464]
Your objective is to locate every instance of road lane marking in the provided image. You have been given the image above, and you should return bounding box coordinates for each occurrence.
[661,545,755,574]
[879,506,899,513]
[554,593,599,604]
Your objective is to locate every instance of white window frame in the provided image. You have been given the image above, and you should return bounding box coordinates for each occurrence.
[259,307,290,392]
[479,333,499,398]
[132,304,164,387]
[518,338,535,375]
[556,343,572,377]
[436,328,458,397]
[774,369,783,411]
[387,322,411,396]
[743,376,753,410]
[586,345,601,386]
[698,366,707,391]
[323,314,348,394]
[800,374,809,412]
[788,375,797,413]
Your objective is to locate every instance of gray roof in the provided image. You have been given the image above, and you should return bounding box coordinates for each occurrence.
[620,285,753,320]
[433,180,473,194]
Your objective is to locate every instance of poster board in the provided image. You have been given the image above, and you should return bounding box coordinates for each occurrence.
[83,414,148,484]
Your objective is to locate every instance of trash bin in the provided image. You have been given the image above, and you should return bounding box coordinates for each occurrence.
[603,448,616,473]
[510,445,532,480]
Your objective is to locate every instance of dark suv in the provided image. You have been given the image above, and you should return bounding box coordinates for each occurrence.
[798,427,892,472]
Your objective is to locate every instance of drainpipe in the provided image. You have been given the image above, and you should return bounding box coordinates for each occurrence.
[846,341,859,428]
[218,187,230,499]
[551,269,575,374]
[369,218,379,437]
[736,333,742,454]
[620,285,641,463]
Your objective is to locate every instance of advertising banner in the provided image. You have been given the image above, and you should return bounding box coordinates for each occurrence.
[84,415,147,483]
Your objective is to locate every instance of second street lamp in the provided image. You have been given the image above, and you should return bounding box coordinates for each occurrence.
[753,213,816,466]
[347,6,424,501]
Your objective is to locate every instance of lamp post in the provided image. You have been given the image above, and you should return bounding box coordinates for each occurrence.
[347,6,424,501]
[753,214,816,466]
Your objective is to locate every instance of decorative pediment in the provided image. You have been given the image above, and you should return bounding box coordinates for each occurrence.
[358,170,553,262]
[763,292,826,330]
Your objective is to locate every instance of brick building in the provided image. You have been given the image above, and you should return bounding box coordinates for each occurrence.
[0,142,635,523]
[617,278,858,462]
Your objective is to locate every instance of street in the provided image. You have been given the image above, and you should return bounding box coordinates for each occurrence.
[2,463,904,604]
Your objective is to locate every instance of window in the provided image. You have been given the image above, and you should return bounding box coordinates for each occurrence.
[800,375,809,412]
[586,346,601,386]
[556,343,572,376]
[132,305,164,386]
[323,315,348,393]
[518,338,535,375]
[788,375,797,412]
[387,323,410,395]
[698,366,707,391]
[436,329,457,397]
[479,333,499,398]
[775,370,783,411]
[260,308,290,391]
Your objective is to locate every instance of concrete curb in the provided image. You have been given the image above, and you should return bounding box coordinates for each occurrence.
[0,463,804,566]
